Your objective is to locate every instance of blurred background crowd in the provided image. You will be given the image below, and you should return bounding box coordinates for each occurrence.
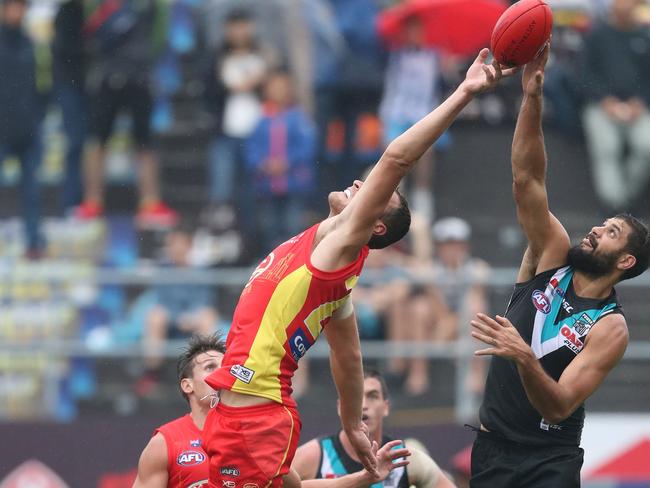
[1,0,650,485]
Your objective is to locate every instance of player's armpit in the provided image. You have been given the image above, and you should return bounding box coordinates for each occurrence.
[515,212,570,282]
[132,433,169,488]
[291,439,322,481]
[554,314,628,422]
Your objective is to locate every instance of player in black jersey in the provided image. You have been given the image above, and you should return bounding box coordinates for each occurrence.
[468,45,650,488]
[293,370,455,488]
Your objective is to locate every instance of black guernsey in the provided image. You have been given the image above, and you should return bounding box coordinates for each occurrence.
[317,432,409,488]
[479,266,623,446]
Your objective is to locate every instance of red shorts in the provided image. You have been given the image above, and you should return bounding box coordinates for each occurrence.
[205,401,301,488]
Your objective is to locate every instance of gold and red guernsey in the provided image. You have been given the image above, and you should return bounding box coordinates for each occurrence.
[206,223,368,407]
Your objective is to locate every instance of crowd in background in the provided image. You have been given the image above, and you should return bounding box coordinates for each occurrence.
[0,0,649,418]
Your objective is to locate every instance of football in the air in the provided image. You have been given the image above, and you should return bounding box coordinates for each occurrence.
[490,0,553,67]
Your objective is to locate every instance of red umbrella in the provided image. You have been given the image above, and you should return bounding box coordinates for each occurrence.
[378,0,509,57]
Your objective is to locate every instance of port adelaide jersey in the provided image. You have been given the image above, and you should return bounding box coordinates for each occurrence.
[480,266,623,446]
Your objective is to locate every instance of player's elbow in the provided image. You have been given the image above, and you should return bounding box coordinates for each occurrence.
[512,177,540,205]
[381,145,411,173]
[542,404,575,425]
[544,411,569,425]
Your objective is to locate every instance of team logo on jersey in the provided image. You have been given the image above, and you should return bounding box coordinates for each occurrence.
[560,325,584,354]
[188,481,208,488]
[289,329,309,362]
[549,278,565,297]
[190,439,201,447]
[531,290,551,314]
[243,483,259,488]
[221,467,240,477]
[177,451,206,466]
[230,364,255,384]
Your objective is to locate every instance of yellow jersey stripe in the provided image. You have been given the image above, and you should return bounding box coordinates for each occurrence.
[235,265,313,401]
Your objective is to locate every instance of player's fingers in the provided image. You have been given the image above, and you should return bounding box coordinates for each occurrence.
[491,58,503,78]
[471,330,496,345]
[381,440,403,451]
[470,319,494,333]
[475,48,490,65]
[388,448,411,461]
[390,460,410,470]
[501,66,521,77]
[494,315,511,327]
[475,347,498,356]
[476,313,501,329]
[482,65,495,83]
[471,322,497,339]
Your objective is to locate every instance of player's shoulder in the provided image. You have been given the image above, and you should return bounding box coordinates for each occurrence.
[592,311,628,342]
[156,414,188,433]
[293,437,324,479]
[140,432,169,468]
[295,437,323,457]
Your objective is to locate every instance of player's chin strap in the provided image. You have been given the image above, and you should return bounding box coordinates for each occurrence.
[200,392,220,408]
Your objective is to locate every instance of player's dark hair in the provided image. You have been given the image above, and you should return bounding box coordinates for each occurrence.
[368,190,411,250]
[364,368,389,400]
[177,333,226,403]
[615,213,650,281]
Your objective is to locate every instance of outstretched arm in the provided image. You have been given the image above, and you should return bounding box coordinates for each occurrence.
[511,45,570,281]
[325,50,517,259]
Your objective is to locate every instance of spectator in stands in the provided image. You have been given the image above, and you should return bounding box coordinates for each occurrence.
[203,7,278,212]
[0,0,46,257]
[395,217,489,397]
[581,0,650,212]
[244,70,317,253]
[52,0,87,214]
[138,224,220,394]
[309,0,385,196]
[75,0,177,228]
[379,14,446,223]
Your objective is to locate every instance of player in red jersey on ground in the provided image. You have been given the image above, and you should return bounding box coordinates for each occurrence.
[133,334,410,488]
[203,49,517,488]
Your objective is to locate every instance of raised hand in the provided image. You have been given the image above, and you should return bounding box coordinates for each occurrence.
[461,48,520,96]
[522,43,550,97]
[367,440,411,483]
[471,313,532,362]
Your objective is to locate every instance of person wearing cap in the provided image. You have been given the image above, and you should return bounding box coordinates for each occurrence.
[392,217,489,396]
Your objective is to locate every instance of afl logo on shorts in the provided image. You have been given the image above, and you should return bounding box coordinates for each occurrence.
[531,290,551,314]
[177,450,206,466]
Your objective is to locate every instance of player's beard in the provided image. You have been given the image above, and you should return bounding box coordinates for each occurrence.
[567,245,620,278]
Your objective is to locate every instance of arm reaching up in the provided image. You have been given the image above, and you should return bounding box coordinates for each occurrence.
[511,45,570,281]
[312,49,519,271]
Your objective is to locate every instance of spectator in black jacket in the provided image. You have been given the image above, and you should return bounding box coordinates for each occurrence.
[52,0,87,213]
[581,0,650,212]
[0,0,45,257]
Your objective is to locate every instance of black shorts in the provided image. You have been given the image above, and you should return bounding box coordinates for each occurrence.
[90,74,153,148]
[470,430,584,488]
